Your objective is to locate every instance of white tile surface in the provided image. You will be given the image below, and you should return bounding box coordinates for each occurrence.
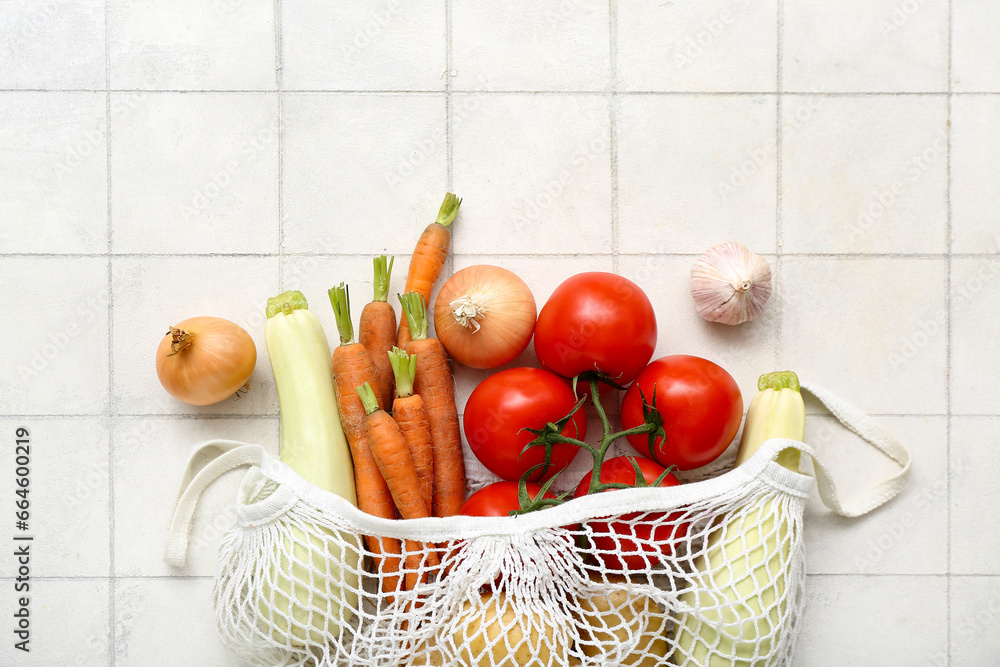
[804,415,947,575]
[617,94,778,255]
[797,575,948,665]
[952,0,1000,92]
[950,417,1000,574]
[282,0,446,91]
[110,92,279,254]
[951,259,1000,415]
[0,579,110,666]
[451,93,612,255]
[782,0,949,93]
[107,0,276,91]
[451,0,611,92]
[111,256,280,415]
[114,578,240,666]
[281,93,448,255]
[113,417,278,576]
[0,92,108,253]
[0,257,109,415]
[951,96,1000,253]
[0,418,110,577]
[781,95,949,254]
[2,0,998,664]
[0,0,106,89]
[949,576,1000,664]
[617,0,778,92]
[779,256,948,415]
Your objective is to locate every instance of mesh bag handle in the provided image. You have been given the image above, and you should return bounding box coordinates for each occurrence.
[800,381,912,517]
[164,440,267,568]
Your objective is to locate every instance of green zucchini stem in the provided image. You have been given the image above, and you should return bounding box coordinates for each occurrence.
[758,370,800,392]
[266,290,309,319]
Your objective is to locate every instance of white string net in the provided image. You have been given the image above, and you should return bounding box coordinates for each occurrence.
[214,442,811,667]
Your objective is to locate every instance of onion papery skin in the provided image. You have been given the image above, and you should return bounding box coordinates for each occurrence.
[155,316,257,406]
[433,265,537,370]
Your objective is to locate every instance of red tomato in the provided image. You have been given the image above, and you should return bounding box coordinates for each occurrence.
[463,367,587,482]
[620,355,743,471]
[573,456,686,571]
[460,481,551,517]
[533,273,657,388]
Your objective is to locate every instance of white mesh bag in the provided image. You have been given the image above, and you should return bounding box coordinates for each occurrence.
[164,382,910,667]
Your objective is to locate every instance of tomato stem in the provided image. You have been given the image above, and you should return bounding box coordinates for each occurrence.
[516,376,665,501]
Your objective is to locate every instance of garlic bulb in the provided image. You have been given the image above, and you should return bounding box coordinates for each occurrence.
[690,242,772,325]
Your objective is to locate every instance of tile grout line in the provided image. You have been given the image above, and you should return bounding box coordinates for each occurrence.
[946,0,954,663]
[775,0,783,367]
[445,0,453,192]
[2,251,997,259]
[444,0,455,279]
[609,0,618,273]
[3,88,997,95]
[104,1,116,663]
[276,0,285,291]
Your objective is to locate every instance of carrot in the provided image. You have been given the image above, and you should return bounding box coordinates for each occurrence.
[356,382,440,592]
[396,193,461,348]
[388,347,434,516]
[399,292,467,518]
[328,283,402,599]
[359,255,397,410]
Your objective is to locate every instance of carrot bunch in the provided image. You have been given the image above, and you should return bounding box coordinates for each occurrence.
[324,193,468,601]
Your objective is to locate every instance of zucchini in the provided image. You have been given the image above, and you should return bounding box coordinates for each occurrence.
[261,290,361,644]
[672,371,805,666]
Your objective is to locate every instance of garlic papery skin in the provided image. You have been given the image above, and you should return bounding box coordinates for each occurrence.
[690,242,772,325]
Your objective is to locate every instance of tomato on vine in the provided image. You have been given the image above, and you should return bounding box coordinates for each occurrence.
[620,355,743,471]
[463,367,587,482]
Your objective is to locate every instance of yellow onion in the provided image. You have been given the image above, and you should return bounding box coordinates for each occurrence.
[155,316,257,406]
[434,265,536,369]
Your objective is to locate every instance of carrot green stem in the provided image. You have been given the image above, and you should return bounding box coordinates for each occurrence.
[356,382,380,416]
[398,292,428,341]
[388,346,416,398]
[373,255,394,302]
[266,290,309,318]
[328,283,354,346]
[434,192,462,228]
